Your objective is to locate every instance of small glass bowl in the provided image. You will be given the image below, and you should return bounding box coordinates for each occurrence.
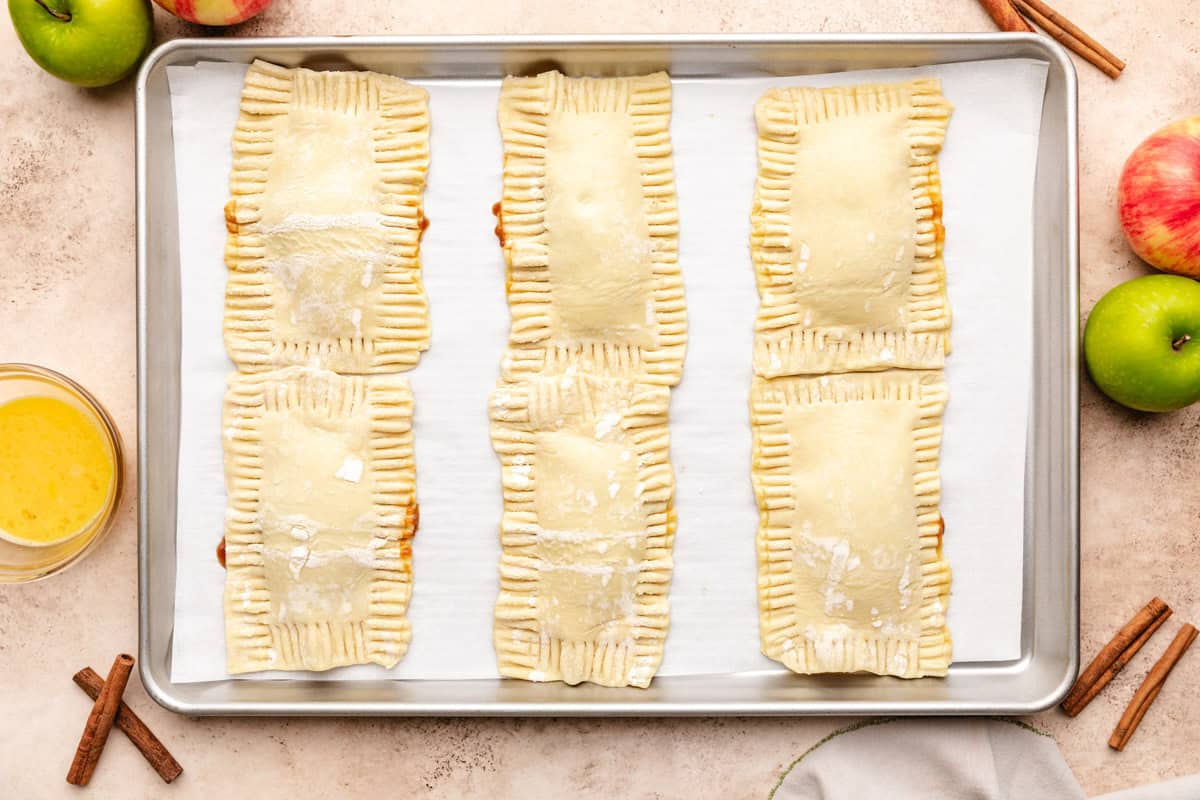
[0,364,123,583]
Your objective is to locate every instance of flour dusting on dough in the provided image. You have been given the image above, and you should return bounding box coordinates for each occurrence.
[335,455,364,483]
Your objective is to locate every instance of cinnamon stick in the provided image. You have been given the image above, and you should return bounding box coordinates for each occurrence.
[1062,597,1172,716]
[1109,624,1198,751]
[1032,0,1123,68]
[1016,0,1125,70]
[1010,0,1123,79]
[975,0,1034,32]
[73,667,183,784]
[67,653,134,786]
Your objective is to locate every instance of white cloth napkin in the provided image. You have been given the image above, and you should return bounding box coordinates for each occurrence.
[770,719,1199,800]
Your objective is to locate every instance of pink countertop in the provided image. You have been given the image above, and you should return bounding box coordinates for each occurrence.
[2,1,1198,796]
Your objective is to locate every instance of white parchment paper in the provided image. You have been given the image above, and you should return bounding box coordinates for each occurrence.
[167,58,1047,683]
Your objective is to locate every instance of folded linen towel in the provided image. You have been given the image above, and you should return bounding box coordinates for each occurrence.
[770,718,1197,800]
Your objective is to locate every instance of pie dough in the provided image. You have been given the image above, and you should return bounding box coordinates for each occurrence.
[751,370,951,678]
[224,60,430,374]
[496,70,686,386]
[223,366,417,673]
[490,372,675,687]
[751,80,952,376]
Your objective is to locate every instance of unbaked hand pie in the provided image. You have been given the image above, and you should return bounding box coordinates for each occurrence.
[751,371,952,678]
[224,60,430,374]
[223,367,417,674]
[490,372,675,687]
[751,80,952,377]
[495,70,686,386]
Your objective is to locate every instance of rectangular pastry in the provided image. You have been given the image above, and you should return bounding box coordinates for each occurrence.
[490,373,675,687]
[223,367,417,673]
[224,60,430,374]
[751,370,952,678]
[495,70,686,386]
[751,80,952,376]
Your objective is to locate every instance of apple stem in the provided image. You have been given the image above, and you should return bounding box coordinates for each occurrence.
[1172,334,1192,352]
[34,0,71,22]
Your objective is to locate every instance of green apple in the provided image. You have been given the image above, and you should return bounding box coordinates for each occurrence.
[8,0,153,88]
[1084,274,1200,412]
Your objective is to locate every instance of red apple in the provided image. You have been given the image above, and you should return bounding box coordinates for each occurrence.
[152,0,269,25]
[1118,116,1200,278]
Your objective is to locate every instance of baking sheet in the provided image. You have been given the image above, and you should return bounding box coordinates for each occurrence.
[167,57,1047,683]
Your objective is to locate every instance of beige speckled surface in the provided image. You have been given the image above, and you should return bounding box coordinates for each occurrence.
[1,2,1198,797]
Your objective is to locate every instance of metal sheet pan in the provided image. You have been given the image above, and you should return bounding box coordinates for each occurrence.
[137,34,1078,716]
